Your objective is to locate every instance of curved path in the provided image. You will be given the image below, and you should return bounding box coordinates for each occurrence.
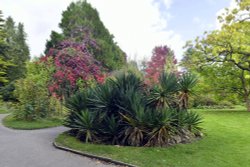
[0,114,114,167]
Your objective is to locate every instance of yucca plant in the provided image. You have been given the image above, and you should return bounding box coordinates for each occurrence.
[145,109,177,147]
[88,83,120,115]
[65,90,89,112]
[147,72,179,109]
[120,112,146,146]
[108,72,142,93]
[88,72,144,116]
[178,73,198,110]
[64,110,104,143]
[101,115,121,145]
[118,91,149,146]
[174,110,189,129]
[63,70,203,147]
[183,111,203,132]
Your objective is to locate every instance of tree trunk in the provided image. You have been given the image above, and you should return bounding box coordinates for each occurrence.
[245,96,250,112]
[240,70,250,112]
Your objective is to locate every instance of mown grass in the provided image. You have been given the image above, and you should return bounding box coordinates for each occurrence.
[3,114,63,130]
[56,109,250,167]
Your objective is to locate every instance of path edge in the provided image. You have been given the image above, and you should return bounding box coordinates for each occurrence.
[53,142,137,167]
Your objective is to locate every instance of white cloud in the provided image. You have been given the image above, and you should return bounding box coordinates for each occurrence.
[1,0,184,61]
[162,0,173,9]
[89,0,184,61]
[1,0,75,57]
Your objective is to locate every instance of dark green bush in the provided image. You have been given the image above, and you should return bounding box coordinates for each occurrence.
[64,72,203,147]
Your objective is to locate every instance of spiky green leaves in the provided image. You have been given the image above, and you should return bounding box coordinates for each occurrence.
[64,72,202,146]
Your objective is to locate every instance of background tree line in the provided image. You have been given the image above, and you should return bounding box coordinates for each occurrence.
[0,10,30,101]
[182,0,250,110]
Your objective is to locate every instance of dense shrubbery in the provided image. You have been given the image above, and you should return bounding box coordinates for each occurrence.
[191,95,234,109]
[64,72,203,147]
[12,30,108,121]
[44,38,106,100]
[13,61,61,121]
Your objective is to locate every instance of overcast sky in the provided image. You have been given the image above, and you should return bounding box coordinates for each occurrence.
[1,0,234,61]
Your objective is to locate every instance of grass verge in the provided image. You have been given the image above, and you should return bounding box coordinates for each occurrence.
[3,114,63,130]
[0,106,12,114]
[55,109,250,167]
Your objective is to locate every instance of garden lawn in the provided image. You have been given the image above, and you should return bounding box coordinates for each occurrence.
[3,115,63,130]
[56,109,250,167]
[0,106,12,114]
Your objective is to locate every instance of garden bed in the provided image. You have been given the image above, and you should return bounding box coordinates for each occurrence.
[55,109,250,167]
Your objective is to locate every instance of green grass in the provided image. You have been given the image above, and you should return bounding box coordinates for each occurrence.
[3,114,63,130]
[0,106,12,114]
[55,109,250,167]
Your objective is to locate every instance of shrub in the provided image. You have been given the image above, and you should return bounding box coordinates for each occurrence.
[191,95,234,109]
[64,110,102,143]
[14,61,60,121]
[64,72,203,147]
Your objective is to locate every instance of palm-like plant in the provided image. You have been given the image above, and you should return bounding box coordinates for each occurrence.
[183,111,203,132]
[108,72,142,93]
[147,72,179,109]
[145,109,177,146]
[63,71,203,146]
[120,119,145,146]
[64,110,104,143]
[65,90,89,112]
[88,72,143,116]
[101,115,121,145]
[178,73,198,110]
[118,91,148,146]
[88,83,119,115]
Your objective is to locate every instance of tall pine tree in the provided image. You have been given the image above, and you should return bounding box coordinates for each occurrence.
[0,11,12,83]
[4,17,30,81]
[1,16,30,101]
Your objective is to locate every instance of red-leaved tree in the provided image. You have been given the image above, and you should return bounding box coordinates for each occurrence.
[145,45,177,85]
[41,36,106,99]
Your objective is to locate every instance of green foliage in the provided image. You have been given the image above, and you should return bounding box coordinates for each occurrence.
[57,109,250,167]
[0,16,30,101]
[147,72,197,110]
[0,11,13,84]
[121,60,143,79]
[64,110,101,143]
[179,73,198,110]
[182,1,250,110]
[14,60,59,121]
[14,78,49,120]
[144,109,177,147]
[0,57,12,83]
[46,0,126,70]
[88,83,119,114]
[102,115,121,145]
[182,111,203,132]
[44,31,64,54]
[64,71,202,147]
[147,72,179,108]
[4,17,30,81]
[65,90,89,112]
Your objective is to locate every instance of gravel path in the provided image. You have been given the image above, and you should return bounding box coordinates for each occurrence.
[0,114,114,167]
